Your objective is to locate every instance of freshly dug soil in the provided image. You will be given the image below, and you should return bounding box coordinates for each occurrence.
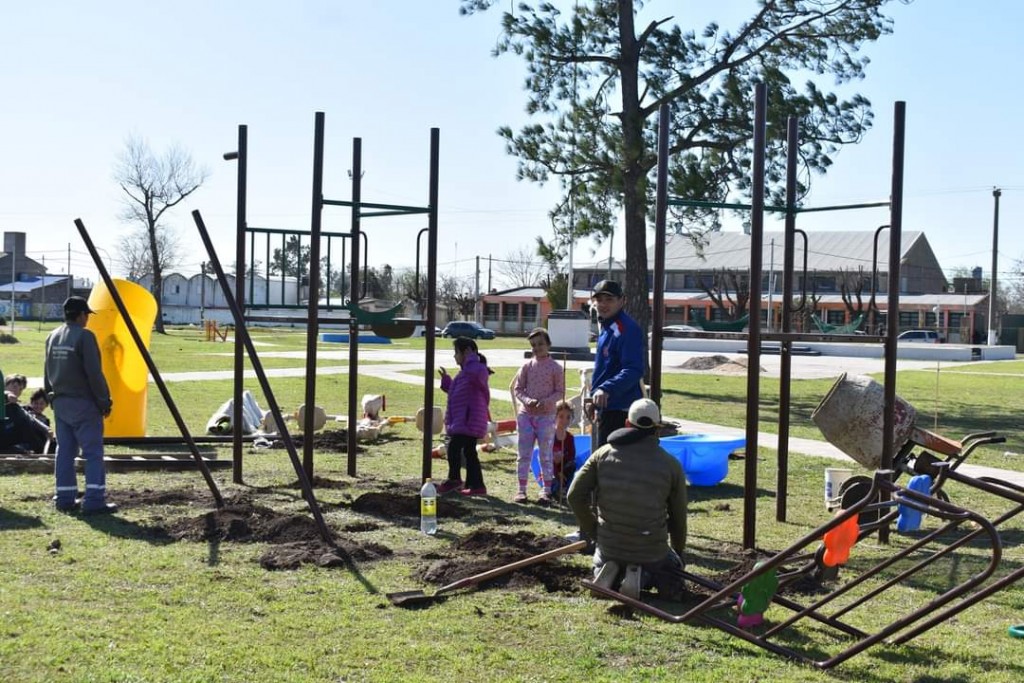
[414,528,589,595]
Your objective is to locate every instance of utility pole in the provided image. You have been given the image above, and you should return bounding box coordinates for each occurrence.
[767,238,775,332]
[988,187,1001,345]
[487,254,492,292]
[474,255,480,323]
[199,261,207,324]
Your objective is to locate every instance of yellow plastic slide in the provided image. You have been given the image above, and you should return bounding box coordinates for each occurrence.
[86,279,158,437]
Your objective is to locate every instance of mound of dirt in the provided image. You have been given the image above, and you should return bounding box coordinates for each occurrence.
[416,528,589,595]
[679,354,735,371]
[163,493,394,571]
[350,491,468,522]
[678,355,761,374]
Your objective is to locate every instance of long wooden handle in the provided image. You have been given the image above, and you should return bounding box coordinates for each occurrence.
[436,540,587,595]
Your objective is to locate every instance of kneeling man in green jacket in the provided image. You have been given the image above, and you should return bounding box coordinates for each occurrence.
[567,398,687,600]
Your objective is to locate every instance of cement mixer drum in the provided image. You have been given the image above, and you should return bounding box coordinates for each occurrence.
[811,373,917,469]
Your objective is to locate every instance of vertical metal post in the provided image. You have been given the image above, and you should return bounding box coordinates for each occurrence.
[305,113,326,477]
[988,188,1001,345]
[880,101,907,545]
[9,250,14,330]
[651,103,670,405]
[347,138,362,476]
[777,116,799,522]
[422,128,440,482]
[743,83,767,550]
[232,125,247,484]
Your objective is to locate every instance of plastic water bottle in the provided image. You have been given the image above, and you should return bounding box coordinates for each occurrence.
[420,478,437,535]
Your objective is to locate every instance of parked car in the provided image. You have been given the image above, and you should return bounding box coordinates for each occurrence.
[418,326,443,337]
[897,329,943,344]
[440,321,496,340]
[648,324,702,344]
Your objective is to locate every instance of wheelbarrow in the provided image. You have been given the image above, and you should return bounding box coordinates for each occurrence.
[387,540,587,607]
[812,373,1006,520]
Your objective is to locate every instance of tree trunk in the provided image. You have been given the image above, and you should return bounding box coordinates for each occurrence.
[617,0,651,336]
[148,221,165,334]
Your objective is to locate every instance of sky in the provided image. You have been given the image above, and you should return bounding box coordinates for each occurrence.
[1,1,1022,291]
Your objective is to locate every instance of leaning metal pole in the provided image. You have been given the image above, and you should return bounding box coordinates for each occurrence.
[192,209,334,544]
[73,219,224,508]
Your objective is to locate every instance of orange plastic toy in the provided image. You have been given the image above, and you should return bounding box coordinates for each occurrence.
[822,513,860,567]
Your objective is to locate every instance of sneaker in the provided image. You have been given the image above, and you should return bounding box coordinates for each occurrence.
[436,479,463,495]
[513,492,528,504]
[81,503,119,516]
[536,493,553,507]
[593,561,622,590]
[459,486,487,496]
[619,564,642,600]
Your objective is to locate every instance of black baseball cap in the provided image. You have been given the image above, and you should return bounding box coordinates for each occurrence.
[591,280,623,298]
[63,296,95,315]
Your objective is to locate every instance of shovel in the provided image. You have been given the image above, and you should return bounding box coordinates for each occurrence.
[387,539,587,606]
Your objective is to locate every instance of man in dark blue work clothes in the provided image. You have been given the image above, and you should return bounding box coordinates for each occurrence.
[589,280,646,447]
[44,296,115,514]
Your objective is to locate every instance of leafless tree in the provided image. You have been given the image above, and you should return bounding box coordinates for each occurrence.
[838,267,869,315]
[495,246,545,290]
[114,136,207,333]
[701,269,751,320]
[439,274,476,321]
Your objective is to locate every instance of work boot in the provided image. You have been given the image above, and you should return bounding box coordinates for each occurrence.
[593,560,622,591]
[619,564,642,600]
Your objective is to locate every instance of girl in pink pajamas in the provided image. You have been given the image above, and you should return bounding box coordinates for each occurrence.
[513,328,564,505]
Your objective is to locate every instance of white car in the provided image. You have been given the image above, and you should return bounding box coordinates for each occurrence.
[897,330,942,344]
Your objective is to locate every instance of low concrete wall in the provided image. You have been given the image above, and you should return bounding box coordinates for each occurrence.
[661,337,1017,362]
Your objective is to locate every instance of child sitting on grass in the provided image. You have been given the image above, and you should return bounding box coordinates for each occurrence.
[551,400,577,499]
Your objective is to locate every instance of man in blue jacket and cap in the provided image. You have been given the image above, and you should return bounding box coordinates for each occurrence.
[44,296,115,514]
[589,279,645,447]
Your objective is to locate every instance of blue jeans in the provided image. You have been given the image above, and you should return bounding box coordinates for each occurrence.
[53,397,106,510]
[593,546,686,600]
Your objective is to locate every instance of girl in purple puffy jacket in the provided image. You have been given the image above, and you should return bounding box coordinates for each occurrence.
[437,336,493,496]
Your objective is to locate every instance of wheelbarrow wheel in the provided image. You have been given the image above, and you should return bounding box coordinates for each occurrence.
[838,475,881,526]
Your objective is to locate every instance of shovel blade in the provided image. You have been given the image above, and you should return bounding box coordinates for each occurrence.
[386,590,434,606]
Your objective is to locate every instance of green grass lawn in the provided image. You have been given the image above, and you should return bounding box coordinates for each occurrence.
[1,326,1023,681]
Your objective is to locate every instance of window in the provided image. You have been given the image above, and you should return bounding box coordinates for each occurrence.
[522,303,538,322]
[483,303,499,320]
[501,303,519,322]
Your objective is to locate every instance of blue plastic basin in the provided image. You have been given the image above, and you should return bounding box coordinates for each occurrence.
[531,433,743,488]
[530,434,592,491]
[319,333,392,344]
[658,434,746,486]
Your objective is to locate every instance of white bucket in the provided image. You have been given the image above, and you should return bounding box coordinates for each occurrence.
[825,468,854,510]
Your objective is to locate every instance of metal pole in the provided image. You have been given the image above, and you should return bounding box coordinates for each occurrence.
[880,101,907,545]
[230,125,248,484]
[777,116,799,523]
[191,210,333,543]
[743,83,767,550]
[305,112,326,477]
[651,103,670,405]
[75,219,224,508]
[10,247,16,330]
[422,128,440,482]
[988,187,1001,345]
[347,138,362,476]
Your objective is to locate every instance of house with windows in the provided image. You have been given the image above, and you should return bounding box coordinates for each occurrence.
[482,230,990,342]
